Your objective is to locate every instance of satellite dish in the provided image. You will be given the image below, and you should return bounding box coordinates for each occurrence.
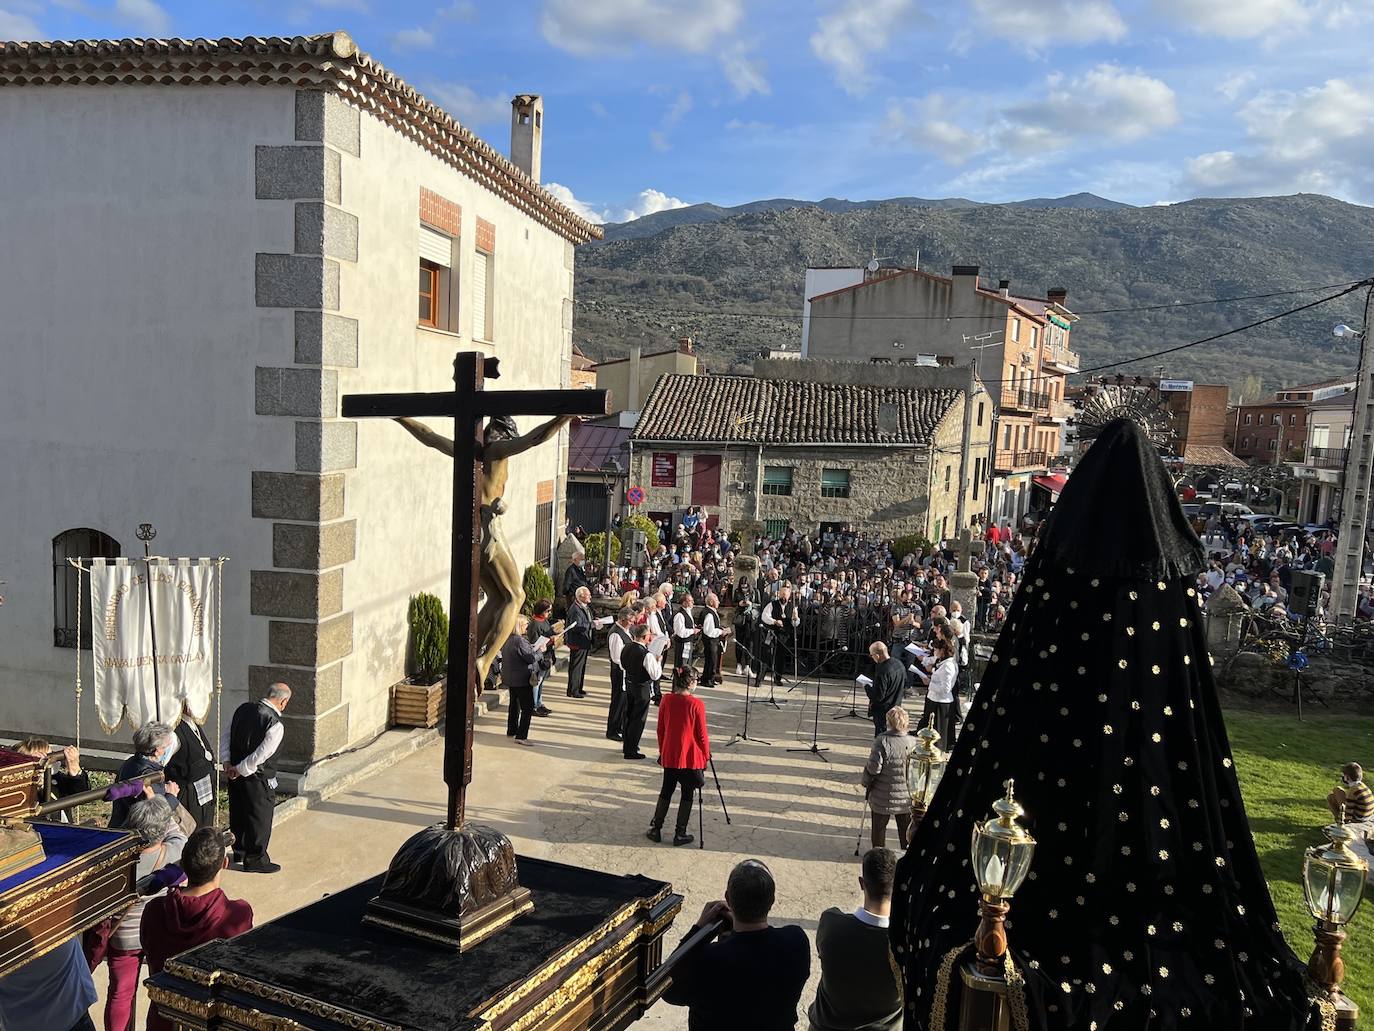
[866,258,881,273]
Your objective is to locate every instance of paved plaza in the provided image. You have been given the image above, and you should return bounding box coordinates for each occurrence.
[108,654,892,1028]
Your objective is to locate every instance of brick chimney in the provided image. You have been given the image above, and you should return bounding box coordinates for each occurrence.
[510,94,543,183]
[678,336,694,354]
[952,265,980,297]
[1048,287,1068,305]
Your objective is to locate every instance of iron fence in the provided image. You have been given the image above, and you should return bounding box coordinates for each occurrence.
[735,597,933,680]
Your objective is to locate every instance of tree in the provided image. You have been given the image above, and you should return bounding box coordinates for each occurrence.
[521,564,555,615]
[407,593,448,685]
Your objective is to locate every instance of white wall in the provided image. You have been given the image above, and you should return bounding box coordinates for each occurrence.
[800,268,863,355]
[334,108,574,742]
[0,85,295,745]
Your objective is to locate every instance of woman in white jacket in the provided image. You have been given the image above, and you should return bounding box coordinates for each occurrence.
[913,638,959,746]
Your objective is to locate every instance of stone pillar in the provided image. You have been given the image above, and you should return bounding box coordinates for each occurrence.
[949,570,978,628]
[249,90,361,772]
[1205,583,1247,659]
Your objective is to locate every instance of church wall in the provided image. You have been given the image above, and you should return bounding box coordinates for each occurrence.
[0,84,298,747]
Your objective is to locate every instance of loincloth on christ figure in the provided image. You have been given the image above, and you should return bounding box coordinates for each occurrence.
[479,498,508,562]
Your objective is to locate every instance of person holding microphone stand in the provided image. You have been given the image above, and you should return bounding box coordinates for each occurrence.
[647,666,710,847]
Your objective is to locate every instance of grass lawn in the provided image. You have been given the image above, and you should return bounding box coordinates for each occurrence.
[1226,707,1374,1012]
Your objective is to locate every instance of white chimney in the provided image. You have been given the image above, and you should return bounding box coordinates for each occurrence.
[510,94,543,183]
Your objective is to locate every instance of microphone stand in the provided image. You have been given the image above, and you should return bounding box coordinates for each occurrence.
[757,613,786,710]
[726,615,772,747]
[786,645,850,763]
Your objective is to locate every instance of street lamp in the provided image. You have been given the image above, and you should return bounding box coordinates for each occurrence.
[906,716,947,832]
[599,457,623,580]
[1302,807,1368,995]
[970,780,1036,975]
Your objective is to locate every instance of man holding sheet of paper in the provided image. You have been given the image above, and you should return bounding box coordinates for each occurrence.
[863,642,907,737]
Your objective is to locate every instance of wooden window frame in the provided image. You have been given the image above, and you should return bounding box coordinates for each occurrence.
[820,468,850,499]
[419,259,441,328]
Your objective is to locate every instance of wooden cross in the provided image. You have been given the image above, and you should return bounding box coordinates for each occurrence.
[343,353,608,829]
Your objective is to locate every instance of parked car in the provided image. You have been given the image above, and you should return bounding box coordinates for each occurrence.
[1200,501,1255,520]
[1238,514,1285,531]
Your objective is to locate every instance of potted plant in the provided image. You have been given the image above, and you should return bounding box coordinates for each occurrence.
[391,592,449,729]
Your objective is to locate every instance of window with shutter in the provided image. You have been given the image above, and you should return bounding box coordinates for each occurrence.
[472,250,492,341]
[820,469,850,498]
[762,466,793,496]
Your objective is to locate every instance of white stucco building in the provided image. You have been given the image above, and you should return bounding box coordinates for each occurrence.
[0,33,600,769]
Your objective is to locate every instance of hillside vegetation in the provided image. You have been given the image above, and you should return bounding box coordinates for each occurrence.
[575,194,1374,392]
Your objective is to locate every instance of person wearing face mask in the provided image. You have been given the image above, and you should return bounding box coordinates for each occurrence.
[109,720,184,830]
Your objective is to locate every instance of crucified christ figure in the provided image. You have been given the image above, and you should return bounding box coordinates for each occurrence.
[395,414,574,690]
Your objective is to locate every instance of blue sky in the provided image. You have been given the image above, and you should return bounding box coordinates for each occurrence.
[4,0,1373,220]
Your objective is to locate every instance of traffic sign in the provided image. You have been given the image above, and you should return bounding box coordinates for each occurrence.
[626,485,646,507]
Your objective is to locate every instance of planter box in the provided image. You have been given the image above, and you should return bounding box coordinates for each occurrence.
[391,678,445,729]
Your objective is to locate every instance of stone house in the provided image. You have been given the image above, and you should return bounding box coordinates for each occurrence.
[627,360,990,542]
[0,33,599,771]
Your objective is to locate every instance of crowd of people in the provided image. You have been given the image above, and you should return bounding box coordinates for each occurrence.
[0,684,290,1031]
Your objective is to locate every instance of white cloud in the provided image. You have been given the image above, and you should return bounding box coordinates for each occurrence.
[888,65,1178,166]
[1184,77,1374,200]
[1217,71,1255,102]
[438,0,477,19]
[540,0,742,56]
[545,183,689,224]
[721,43,770,98]
[650,90,692,152]
[428,83,511,128]
[810,0,912,96]
[114,0,169,35]
[971,0,1127,49]
[390,26,436,51]
[1151,0,1308,37]
[0,7,42,38]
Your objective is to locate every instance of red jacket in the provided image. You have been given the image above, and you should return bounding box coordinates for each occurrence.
[657,692,710,770]
[141,888,253,1031]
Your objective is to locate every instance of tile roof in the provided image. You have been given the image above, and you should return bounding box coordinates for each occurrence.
[1182,444,1247,469]
[0,32,600,245]
[568,421,631,471]
[632,374,960,446]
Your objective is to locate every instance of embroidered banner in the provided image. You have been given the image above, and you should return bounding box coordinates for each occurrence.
[89,558,217,732]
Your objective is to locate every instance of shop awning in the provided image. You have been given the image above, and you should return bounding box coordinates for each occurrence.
[1033,473,1069,496]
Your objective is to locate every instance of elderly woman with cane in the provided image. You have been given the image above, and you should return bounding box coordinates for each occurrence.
[647,666,710,847]
[861,706,916,849]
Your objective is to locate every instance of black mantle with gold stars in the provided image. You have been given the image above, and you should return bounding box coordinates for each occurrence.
[892,418,1318,1030]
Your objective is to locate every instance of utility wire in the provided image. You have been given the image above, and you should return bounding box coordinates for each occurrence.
[574,281,1364,322]
[1076,280,1373,376]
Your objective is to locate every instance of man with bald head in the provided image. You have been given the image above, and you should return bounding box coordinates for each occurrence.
[865,643,905,738]
[224,682,291,873]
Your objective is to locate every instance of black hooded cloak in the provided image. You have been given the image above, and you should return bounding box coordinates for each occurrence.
[891,418,1316,1031]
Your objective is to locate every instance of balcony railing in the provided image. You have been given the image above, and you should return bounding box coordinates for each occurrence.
[1306,446,1348,470]
[1000,387,1051,413]
[995,449,1050,473]
[1041,347,1081,373]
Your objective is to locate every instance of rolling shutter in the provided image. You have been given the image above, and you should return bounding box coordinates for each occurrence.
[471,250,491,340]
[419,226,452,267]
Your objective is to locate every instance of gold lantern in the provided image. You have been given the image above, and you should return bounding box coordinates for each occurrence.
[1302,808,1368,994]
[970,780,1036,974]
[906,717,948,831]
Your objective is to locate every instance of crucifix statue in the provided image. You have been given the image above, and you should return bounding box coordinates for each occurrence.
[342,352,609,950]
[954,527,979,574]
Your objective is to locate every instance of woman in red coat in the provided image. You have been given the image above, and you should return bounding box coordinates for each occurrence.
[647,666,710,847]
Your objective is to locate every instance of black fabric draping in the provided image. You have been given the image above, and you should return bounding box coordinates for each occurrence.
[892,418,1316,1031]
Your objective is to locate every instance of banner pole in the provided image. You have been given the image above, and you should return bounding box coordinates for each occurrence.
[136,524,162,722]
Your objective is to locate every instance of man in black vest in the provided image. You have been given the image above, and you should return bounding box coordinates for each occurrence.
[671,592,700,670]
[620,623,663,760]
[699,592,730,687]
[224,682,290,873]
[565,586,594,698]
[605,607,634,742]
[760,584,800,686]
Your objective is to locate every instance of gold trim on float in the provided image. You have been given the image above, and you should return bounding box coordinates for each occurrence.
[208,972,403,1031]
[0,836,140,923]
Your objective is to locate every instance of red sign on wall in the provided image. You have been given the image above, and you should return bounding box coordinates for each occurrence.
[651,453,678,487]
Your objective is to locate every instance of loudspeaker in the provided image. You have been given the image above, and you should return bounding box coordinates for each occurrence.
[1289,570,1324,618]
[622,530,648,568]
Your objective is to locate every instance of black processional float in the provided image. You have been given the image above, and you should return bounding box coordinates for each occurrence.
[892,418,1344,1031]
[147,354,687,1030]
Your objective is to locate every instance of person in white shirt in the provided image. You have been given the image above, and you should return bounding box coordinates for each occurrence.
[605,607,635,742]
[620,624,664,760]
[224,683,290,874]
[912,639,959,746]
[645,596,669,703]
[698,593,730,687]
[760,584,800,686]
[671,593,701,670]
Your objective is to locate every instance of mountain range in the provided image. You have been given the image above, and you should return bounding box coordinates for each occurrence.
[574,192,1374,394]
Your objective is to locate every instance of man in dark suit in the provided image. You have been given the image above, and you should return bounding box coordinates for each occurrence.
[864,642,906,737]
[620,623,662,760]
[503,614,544,745]
[565,586,594,698]
[562,552,590,607]
[166,708,217,830]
